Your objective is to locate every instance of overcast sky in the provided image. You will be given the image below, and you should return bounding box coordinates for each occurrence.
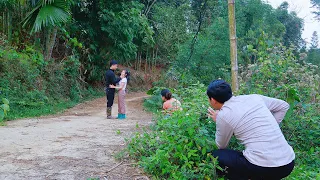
[265,0,320,47]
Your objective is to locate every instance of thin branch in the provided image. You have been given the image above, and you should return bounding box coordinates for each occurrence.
[186,0,208,64]
[145,0,157,16]
[105,161,124,173]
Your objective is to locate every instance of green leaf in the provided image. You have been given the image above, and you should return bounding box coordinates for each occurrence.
[1,104,10,114]
[33,5,70,32]
[202,147,207,156]
[2,98,9,105]
[0,110,4,121]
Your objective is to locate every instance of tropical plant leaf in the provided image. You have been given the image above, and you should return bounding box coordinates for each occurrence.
[1,104,10,114]
[2,98,9,105]
[0,110,4,121]
[23,0,70,33]
[33,5,70,32]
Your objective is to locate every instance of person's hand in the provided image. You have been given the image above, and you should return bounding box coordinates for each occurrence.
[109,85,116,88]
[207,107,219,122]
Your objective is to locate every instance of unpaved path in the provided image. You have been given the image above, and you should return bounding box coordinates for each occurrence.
[0,92,152,180]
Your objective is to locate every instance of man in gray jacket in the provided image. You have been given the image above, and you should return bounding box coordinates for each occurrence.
[207,80,295,180]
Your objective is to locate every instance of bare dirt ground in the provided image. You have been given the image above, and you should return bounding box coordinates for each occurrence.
[0,92,152,180]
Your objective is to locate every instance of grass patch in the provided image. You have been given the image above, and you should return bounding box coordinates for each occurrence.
[3,89,104,121]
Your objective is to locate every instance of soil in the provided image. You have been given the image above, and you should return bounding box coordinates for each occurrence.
[0,92,152,180]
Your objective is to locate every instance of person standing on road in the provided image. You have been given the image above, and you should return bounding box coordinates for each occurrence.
[110,69,130,119]
[207,80,295,180]
[105,60,121,119]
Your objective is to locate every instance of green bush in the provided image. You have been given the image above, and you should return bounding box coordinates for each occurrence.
[127,83,223,179]
[128,43,319,179]
[0,45,103,120]
[0,98,10,124]
[239,44,320,179]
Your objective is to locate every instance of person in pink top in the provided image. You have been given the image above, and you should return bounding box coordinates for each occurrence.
[161,89,182,115]
[110,69,130,119]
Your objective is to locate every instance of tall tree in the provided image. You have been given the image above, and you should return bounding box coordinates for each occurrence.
[307,31,320,66]
[311,0,320,21]
[23,0,71,60]
[275,2,303,48]
[228,0,239,92]
[311,31,319,49]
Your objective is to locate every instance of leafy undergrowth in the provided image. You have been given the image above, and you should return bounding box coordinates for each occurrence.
[125,84,225,179]
[0,44,104,123]
[124,45,320,179]
[125,84,319,180]
[4,89,104,121]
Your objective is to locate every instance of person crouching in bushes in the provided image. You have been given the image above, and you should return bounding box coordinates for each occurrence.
[161,89,182,116]
[110,69,130,119]
[207,80,295,180]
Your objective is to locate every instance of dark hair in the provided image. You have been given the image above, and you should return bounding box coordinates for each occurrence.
[207,80,232,103]
[161,89,172,100]
[124,69,130,82]
[110,60,118,67]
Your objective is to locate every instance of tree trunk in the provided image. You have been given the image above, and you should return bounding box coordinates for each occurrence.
[228,0,239,92]
[2,11,6,35]
[145,50,148,73]
[7,10,12,42]
[48,27,58,60]
[44,27,57,60]
[45,28,52,60]
[139,52,142,71]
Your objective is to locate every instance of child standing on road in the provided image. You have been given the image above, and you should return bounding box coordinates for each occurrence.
[110,70,130,119]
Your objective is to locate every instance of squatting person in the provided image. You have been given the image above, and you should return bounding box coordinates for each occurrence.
[207,80,295,180]
[161,89,182,115]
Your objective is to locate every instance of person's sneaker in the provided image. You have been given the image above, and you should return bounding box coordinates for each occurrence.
[118,114,126,120]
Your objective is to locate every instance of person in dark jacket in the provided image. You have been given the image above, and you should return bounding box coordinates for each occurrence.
[105,60,121,119]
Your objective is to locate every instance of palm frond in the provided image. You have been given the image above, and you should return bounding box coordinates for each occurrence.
[23,0,71,33]
[32,5,70,32]
[42,0,56,6]
[22,2,42,28]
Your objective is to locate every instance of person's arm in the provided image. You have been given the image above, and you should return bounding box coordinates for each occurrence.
[163,102,169,110]
[112,73,121,85]
[215,113,233,149]
[258,95,290,124]
[110,82,125,90]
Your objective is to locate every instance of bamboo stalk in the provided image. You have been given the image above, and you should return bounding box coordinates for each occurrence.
[228,0,239,92]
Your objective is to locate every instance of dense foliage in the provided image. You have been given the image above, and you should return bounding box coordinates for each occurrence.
[0,0,319,178]
[0,37,101,121]
[127,84,222,179]
[126,41,320,179]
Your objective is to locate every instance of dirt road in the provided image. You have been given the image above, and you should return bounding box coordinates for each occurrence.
[0,92,152,180]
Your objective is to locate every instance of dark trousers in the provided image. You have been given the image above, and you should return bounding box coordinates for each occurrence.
[106,88,115,107]
[212,149,294,180]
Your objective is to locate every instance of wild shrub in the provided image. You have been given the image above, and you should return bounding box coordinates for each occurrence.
[239,45,320,179]
[128,43,319,179]
[0,98,9,124]
[0,45,99,120]
[127,83,222,179]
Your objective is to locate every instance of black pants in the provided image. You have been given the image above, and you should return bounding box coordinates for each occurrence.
[106,88,115,107]
[212,149,294,180]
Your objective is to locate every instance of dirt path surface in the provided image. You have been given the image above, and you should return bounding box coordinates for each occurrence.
[0,92,152,180]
